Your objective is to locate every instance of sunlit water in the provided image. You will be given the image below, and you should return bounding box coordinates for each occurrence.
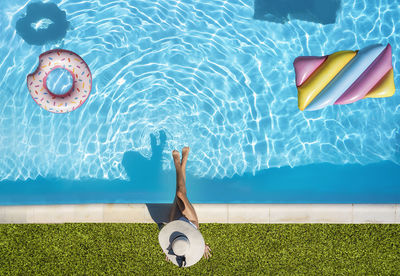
[0,0,399,181]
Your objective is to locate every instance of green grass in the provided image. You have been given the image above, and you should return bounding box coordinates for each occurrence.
[0,224,399,274]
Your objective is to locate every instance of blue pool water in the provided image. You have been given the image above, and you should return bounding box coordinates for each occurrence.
[0,0,399,204]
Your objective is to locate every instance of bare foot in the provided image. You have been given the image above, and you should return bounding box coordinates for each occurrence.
[172,150,181,170]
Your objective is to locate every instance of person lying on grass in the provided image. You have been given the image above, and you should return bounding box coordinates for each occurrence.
[158,147,212,268]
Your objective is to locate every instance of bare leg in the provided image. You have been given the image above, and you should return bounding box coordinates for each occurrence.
[181,147,189,183]
[168,148,199,228]
[169,150,183,221]
[168,197,182,222]
[173,150,186,195]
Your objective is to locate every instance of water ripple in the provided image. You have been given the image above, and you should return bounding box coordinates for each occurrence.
[0,0,399,181]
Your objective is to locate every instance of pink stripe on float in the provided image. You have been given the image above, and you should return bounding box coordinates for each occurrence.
[293,56,327,86]
[335,44,393,105]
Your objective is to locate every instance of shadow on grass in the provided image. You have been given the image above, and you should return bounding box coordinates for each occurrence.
[253,0,341,24]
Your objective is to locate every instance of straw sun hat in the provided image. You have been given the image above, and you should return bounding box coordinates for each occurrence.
[158,220,205,267]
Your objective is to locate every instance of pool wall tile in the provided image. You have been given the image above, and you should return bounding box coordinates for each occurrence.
[269,204,352,223]
[194,204,228,223]
[28,205,75,223]
[228,204,269,223]
[71,205,103,223]
[103,204,145,223]
[0,207,6,223]
[0,206,27,223]
[352,204,396,223]
[1,204,400,224]
[28,205,104,223]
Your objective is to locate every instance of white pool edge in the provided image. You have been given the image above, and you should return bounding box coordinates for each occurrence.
[1,204,399,224]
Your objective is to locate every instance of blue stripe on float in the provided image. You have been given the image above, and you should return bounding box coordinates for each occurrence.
[306,44,386,111]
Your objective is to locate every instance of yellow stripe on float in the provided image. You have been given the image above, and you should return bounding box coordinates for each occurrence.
[364,69,395,98]
[297,50,357,110]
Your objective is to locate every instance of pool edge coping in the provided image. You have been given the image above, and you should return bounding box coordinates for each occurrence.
[0,204,399,224]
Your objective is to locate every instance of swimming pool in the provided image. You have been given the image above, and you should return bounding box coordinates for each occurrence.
[0,0,399,204]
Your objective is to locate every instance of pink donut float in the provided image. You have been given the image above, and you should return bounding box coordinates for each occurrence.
[27,49,92,113]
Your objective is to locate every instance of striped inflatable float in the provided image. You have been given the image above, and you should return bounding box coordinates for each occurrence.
[294,44,395,111]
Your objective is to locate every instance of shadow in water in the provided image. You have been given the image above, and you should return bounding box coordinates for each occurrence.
[122,132,166,187]
[16,2,69,45]
[0,130,399,207]
[121,131,172,225]
[253,0,341,24]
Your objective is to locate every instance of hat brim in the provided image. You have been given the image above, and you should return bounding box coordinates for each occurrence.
[159,220,205,267]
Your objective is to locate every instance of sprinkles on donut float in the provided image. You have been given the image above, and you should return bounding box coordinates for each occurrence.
[27,49,92,113]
